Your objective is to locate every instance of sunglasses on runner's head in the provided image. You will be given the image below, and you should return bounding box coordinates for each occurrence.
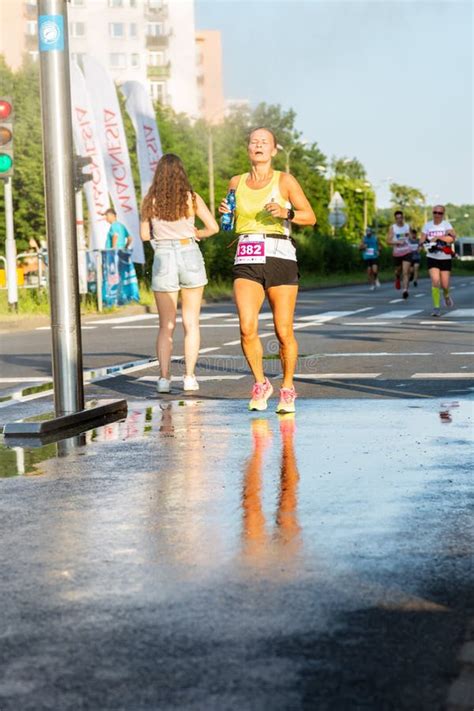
[433,211,444,215]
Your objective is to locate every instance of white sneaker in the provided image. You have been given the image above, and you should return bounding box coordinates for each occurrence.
[183,375,199,391]
[369,285,375,291]
[375,279,381,288]
[157,377,171,393]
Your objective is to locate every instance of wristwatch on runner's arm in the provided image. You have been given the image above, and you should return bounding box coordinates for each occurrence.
[286,208,295,221]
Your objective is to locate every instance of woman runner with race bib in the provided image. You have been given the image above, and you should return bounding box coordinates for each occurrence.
[219,127,316,414]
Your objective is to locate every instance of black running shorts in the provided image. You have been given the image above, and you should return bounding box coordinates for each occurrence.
[393,254,412,266]
[427,257,452,272]
[233,257,299,289]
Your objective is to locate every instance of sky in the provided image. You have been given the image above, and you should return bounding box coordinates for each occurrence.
[195,0,473,207]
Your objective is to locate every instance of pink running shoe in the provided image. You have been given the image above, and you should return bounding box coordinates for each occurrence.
[248,377,274,411]
[276,386,297,414]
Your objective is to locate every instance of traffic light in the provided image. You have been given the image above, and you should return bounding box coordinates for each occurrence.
[73,154,93,191]
[0,97,14,179]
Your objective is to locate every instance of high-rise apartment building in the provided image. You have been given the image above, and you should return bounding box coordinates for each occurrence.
[0,0,201,118]
[195,30,224,124]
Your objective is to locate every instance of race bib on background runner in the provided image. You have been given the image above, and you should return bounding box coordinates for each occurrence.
[234,234,266,265]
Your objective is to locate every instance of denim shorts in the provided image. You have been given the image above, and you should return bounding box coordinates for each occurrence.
[151,239,208,292]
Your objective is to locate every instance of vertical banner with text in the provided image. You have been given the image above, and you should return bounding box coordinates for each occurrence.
[121,81,162,199]
[70,61,110,250]
[82,56,144,263]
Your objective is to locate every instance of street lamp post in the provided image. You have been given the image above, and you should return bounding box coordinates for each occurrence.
[277,140,307,174]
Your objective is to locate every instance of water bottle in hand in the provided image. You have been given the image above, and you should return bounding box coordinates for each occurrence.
[220,189,236,231]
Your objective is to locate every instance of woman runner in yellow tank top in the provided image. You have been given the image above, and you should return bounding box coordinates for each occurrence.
[219,127,316,414]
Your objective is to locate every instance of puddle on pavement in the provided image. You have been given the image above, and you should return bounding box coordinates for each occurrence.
[0,398,471,481]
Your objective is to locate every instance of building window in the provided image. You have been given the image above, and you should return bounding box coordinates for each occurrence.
[109,22,125,38]
[131,54,140,68]
[28,50,39,62]
[109,53,127,68]
[150,81,166,103]
[108,0,124,7]
[26,20,37,35]
[71,52,86,66]
[146,22,163,37]
[130,23,137,37]
[70,22,86,38]
[148,51,164,66]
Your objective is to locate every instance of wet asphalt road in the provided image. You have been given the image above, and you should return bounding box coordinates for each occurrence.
[1,276,473,404]
[0,398,473,710]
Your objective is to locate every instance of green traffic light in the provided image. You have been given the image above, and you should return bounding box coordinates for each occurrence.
[0,153,13,172]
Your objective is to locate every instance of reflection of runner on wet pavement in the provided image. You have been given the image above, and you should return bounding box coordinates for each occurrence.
[219,127,316,414]
[241,416,301,567]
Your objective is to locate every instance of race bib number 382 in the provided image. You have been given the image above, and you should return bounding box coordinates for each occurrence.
[234,235,266,265]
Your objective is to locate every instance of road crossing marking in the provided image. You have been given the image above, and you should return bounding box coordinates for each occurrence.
[389,299,404,304]
[370,310,423,319]
[446,309,474,318]
[36,325,96,331]
[293,373,382,380]
[341,321,389,326]
[411,373,474,379]
[0,377,52,383]
[223,339,241,346]
[452,352,474,355]
[419,320,457,325]
[84,313,158,325]
[198,347,221,354]
[297,310,362,322]
[138,375,246,383]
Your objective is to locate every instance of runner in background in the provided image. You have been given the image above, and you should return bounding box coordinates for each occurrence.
[387,210,412,299]
[219,127,316,414]
[420,204,456,317]
[408,227,421,287]
[359,226,380,291]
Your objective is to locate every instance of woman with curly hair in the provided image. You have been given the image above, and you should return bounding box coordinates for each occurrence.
[140,154,219,393]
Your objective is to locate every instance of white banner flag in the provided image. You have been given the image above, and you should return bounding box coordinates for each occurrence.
[82,56,144,263]
[70,62,110,250]
[121,81,162,198]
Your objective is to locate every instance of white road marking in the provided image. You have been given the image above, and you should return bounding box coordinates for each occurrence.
[138,375,246,383]
[316,352,433,357]
[293,322,324,330]
[0,377,52,383]
[293,373,382,379]
[411,373,474,379]
[223,339,241,346]
[451,352,474,355]
[341,321,389,326]
[84,313,158,325]
[419,321,457,325]
[36,325,96,331]
[446,309,474,318]
[371,310,422,319]
[414,294,425,298]
[198,347,221,354]
[389,299,404,304]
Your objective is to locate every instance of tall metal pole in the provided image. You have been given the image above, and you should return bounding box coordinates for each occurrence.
[4,177,18,310]
[208,127,215,216]
[37,0,84,416]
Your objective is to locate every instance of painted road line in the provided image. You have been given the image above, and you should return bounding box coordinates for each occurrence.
[138,375,246,383]
[451,352,474,355]
[446,309,474,318]
[419,321,458,326]
[297,310,359,322]
[411,373,474,379]
[414,294,425,298]
[84,314,158,326]
[341,321,389,326]
[293,322,324,330]
[316,352,433,357]
[36,325,97,331]
[198,347,221,354]
[389,299,404,304]
[293,373,382,380]
[371,310,423,319]
[223,339,241,346]
[0,377,52,383]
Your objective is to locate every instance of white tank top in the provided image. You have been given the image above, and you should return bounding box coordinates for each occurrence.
[151,214,195,241]
[392,222,411,255]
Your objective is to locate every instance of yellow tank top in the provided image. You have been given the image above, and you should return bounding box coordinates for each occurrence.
[235,170,289,235]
